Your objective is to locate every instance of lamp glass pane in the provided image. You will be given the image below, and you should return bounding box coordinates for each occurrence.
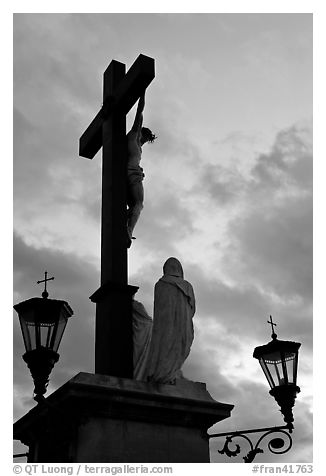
[19,310,37,351]
[293,352,298,385]
[263,350,286,386]
[52,317,68,352]
[259,358,275,388]
[277,359,288,385]
[283,350,297,384]
[286,357,294,384]
[39,323,55,349]
[19,317,32,352]
[265,360,283,386]
[46,324,55,348]
[27,322,37,350]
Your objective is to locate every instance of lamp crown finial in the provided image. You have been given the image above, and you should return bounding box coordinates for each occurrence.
[267,315,277,339]
[37,271,55,298]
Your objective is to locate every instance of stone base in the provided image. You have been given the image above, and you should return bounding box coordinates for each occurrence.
[14,372,233,463]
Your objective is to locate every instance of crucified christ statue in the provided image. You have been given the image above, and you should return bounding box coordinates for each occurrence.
[126,93,156,245]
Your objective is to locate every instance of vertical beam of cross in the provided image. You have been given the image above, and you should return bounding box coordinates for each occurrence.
[93,60,134,377]
[101,60,127,285]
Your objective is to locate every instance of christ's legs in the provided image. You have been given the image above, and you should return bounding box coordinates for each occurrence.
[127,181,144,238]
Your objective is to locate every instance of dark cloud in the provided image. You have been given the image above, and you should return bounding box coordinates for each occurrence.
[14,101,102,237]
[137,194,195,250]
[197,163,247,205]
[14,14,104,110]
[196,122,312,206]
[252,123,312,192]
[222,123,312,304]
[185,123,312,338]
[180,262,311,350]
[227,196,312,300]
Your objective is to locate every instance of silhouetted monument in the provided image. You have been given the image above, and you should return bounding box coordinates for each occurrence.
[79,54,155,377]
[146,257,195,383]
[14,54,234,463]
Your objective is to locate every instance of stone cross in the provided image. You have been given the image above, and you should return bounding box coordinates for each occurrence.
[79,54,155,378]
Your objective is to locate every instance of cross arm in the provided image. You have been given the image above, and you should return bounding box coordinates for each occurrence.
[113,54,155,115]
[79,108,106,160]
[79,94,115,159]
[79,54,155,160]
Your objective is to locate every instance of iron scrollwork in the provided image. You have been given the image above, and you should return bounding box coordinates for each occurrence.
[209,425,293,463]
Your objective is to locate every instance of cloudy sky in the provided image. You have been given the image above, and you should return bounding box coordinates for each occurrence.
[13,12,312,463]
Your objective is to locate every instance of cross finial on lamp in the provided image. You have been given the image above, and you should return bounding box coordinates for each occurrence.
[37,271,55,298]
[267,315,277,339]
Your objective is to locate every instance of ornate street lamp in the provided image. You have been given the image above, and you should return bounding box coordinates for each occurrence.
[209,316,302,463]
[14,272,74,403]
[253,316,301,430]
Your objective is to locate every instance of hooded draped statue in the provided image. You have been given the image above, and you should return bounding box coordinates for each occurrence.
[145,257,196,384]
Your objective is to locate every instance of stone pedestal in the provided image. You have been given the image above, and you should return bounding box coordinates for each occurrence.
[14,372,233,463]
[90,282,139,378]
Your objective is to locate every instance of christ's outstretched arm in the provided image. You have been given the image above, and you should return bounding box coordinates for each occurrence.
[131,93,145,138]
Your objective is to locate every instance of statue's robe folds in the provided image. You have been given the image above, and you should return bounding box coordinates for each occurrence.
[132,300,153,381]
[145,259,196,383]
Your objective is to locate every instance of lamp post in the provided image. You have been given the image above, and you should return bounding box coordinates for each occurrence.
[14,272,74,403]
[209,316,301,463]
